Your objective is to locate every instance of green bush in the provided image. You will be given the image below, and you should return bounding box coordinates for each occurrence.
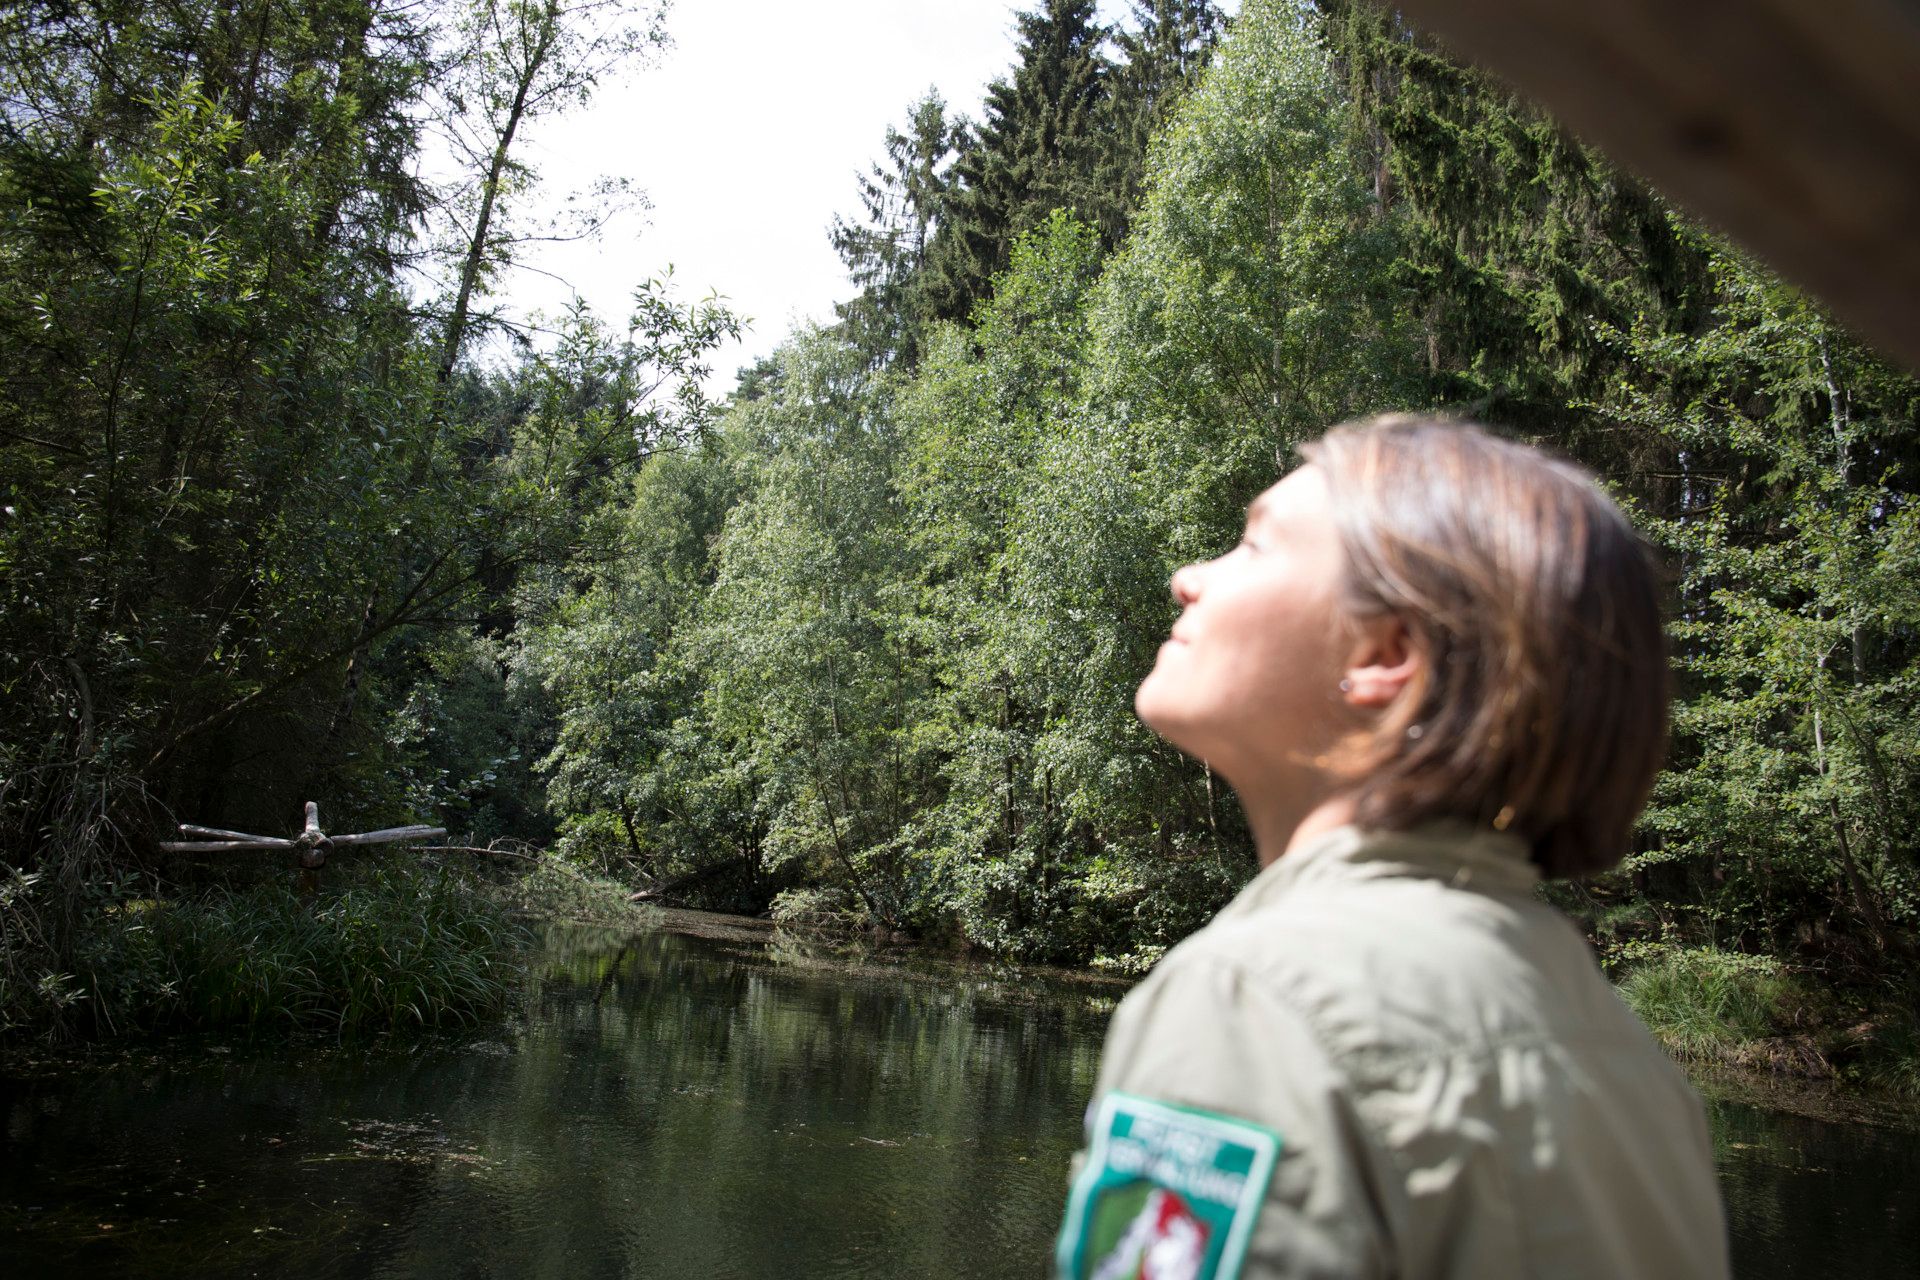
[768,886,865,931]
[96,866,530,1035]
[483,852,660,927]
[1619,946,1796,1060]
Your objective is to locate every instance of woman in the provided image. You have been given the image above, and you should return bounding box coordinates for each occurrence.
[1054,417,1729,1279]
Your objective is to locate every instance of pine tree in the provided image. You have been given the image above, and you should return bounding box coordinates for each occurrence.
[1309,0,1710,468]
[924,0,1115,323]
[829,91,965,369]
[1103,1,1228,220]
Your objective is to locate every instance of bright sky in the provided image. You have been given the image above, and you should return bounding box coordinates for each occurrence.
[505,0,1200,392]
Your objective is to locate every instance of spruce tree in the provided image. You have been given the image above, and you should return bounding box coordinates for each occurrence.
[1103,1,1228,221]
[1310,0,1710,468]
[829,92,965,369]
[924,0,1115,323]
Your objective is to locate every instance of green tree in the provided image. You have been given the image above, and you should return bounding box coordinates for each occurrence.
[515,437,748,885]
[1309,0,1709,464]
[1595,243,1920,968]
[895,212,1104,955]
[889,0,1415,962]
[431,0,669,379]
[0,8,446,1023]
[689,332,926,925]
[0,0,741,1033]
[925,0,1116,322]
[829,91,965,369]
[326,0,675,744]
[992,0,1414,964]
[1102,1,1227,220]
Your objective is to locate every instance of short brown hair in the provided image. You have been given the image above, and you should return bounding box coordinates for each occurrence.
[1300,415,1670,879]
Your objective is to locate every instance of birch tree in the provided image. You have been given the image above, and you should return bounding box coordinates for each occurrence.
[432,0,669,380]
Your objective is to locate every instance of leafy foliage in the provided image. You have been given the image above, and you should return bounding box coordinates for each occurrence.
[5,0,1919,1054]
[0,0,728,1036]
[1594,244,1920,972]
[533,0,1920,1004]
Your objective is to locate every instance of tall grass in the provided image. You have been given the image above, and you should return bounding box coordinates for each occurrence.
[1620,947,1920,1099]
[1838,998,1920,1099]
[100,866,532,1035]
[5,837,667,1042]
[1618,946,1795,1061]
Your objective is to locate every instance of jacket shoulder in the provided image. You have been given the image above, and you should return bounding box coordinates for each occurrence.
[1159,878,1648,1067]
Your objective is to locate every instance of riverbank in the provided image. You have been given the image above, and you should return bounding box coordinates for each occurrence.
[9,863,1918,1118]
[1614,944,1920,1102]
[0,850,655,1043]
[650,904,1920,1116]
[5,919,1915,1279]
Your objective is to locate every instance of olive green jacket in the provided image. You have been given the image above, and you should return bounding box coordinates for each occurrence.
[1060,824,1729,1279]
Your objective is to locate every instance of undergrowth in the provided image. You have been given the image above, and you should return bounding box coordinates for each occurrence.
[1616,943,1920,1099]
[89,865,531,1035]
[3,835,656,1042]
[1618,945,1796,1061]
[482,851,659,927]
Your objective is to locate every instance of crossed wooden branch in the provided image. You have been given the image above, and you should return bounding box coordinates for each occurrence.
[160,801,445,871]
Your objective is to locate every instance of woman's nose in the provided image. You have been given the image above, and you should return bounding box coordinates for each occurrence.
[1170,562,1202,606]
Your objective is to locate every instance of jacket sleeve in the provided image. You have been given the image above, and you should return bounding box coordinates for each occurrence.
[1071,950,1395,1280]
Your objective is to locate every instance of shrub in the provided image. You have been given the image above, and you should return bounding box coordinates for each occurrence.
[1619,945,1796,1060]
[768,886,865,931]
[481,851,659,927]
[96,865,529,1035]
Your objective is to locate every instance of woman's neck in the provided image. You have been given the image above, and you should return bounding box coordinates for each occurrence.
[1244,788,1358,868]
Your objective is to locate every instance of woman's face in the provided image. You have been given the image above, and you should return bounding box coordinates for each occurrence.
[1135,466,1354,787]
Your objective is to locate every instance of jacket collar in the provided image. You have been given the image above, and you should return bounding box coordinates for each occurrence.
[1219,822,1541,919]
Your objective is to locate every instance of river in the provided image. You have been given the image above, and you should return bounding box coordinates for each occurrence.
[2,914,1915,1276]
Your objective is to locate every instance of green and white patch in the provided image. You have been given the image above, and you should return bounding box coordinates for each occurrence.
[1055,1092,1281,1280]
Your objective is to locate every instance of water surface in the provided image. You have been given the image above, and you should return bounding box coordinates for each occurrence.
[1,916,1913,1276]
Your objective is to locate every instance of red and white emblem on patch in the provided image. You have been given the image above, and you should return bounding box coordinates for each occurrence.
[1092,1187,1211,1280]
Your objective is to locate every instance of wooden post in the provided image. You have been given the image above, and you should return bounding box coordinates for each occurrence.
[296,801,329,899]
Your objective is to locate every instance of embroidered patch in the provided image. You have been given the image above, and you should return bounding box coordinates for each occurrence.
[1055,1092,1281,1280]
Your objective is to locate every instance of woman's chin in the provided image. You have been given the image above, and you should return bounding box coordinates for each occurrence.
[1135,679,1205,752]
[1133,670,1175,728]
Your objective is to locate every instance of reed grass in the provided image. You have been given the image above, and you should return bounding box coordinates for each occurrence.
[1618,946,1794,1061]
[5,844,666,1041]
[114,865,532,1035]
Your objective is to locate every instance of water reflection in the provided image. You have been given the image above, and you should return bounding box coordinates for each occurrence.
[0,923,1110,1278]
[1,920,1915,1277]
[1709,1094,1920,1277]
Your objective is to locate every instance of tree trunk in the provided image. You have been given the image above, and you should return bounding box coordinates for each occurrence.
[437,39,544,388]
[1812,687,1890,950]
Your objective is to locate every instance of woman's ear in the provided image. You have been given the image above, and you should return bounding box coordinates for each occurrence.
[1340,616,1418,709]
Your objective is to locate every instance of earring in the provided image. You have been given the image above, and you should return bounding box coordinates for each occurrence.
[1338,678,1353,693]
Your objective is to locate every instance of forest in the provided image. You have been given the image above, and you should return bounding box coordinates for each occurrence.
[2,0,1917,1085]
